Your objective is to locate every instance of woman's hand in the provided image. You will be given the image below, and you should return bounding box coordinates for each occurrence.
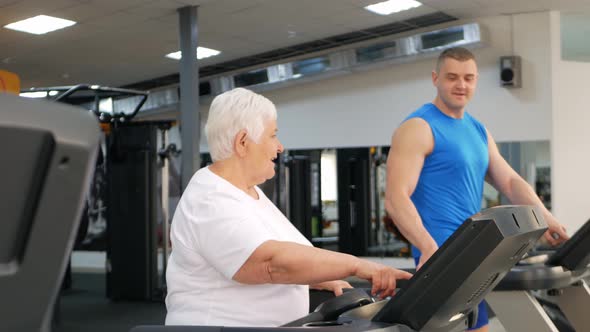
[354,260,413,299]
[310,280,353,296]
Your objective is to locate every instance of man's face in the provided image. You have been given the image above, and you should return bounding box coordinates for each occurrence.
[432,58,478,112]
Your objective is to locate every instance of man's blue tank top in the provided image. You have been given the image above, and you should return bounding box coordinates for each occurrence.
[405,103,489,258]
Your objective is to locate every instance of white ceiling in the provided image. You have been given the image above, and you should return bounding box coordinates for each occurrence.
[1,0,590,89]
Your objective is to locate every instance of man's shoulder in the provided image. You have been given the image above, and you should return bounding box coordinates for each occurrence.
[405,103,436,120]
[401,103,436,131]
[399,116,430,132]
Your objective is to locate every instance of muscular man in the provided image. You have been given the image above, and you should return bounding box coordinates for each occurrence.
[385,47,568,332]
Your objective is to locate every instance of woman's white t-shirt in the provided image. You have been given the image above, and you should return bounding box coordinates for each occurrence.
[165,167,312,327]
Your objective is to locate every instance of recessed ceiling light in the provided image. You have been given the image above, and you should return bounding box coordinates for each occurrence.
[165,46,221,60]
[365,0,422,16]
[4,15,76,35]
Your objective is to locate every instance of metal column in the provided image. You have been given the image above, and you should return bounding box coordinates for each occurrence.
[160,129,170,289]
[178,6,200,190]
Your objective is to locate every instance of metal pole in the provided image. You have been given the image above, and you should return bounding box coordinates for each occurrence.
[161,129,170,288]
[178,6,200,190]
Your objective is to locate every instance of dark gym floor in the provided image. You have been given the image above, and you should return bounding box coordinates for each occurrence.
[52,272,344,332]
[54,273,166,332]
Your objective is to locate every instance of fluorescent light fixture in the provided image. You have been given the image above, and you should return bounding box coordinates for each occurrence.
[20,91,48,98]
[165,46,221,60]
[365,0,422,15]
[4,15,76,35]
[20,90,60,98]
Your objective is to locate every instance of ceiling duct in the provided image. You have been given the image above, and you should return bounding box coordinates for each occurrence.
[136,22,484,119]
[208,23,483,94]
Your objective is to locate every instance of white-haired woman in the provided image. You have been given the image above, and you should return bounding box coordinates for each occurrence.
[165,88,412,327]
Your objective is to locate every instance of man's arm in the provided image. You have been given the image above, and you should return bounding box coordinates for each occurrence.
[384,118,437,269]
[485,130,569,245]
[233,240,412,298]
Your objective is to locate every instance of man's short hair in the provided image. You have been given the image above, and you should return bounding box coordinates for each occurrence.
[435,47,476,73]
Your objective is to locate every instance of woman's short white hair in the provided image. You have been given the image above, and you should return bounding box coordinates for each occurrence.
[205,88,277,162]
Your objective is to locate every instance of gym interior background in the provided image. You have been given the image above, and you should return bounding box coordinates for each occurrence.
[1,1,590,331]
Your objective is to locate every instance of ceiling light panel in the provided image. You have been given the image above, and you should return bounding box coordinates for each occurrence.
[4,15,76,35]
[365,0,422,16]
[165,46,221,60]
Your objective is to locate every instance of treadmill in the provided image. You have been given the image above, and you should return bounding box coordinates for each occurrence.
[487,219,590,332]
[131,205,547,332]
[0,93,100,331]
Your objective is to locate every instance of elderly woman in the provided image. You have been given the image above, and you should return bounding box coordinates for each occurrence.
[165,88,412,327]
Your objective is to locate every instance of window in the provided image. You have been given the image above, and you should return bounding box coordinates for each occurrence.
[356,41,398,63]
[234,69,269,87]
[421,26,465,50]
[292,57,330,77]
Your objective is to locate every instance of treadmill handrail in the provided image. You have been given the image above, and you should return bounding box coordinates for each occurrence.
[494,265,590,291]
[546,218,590,271]
[23,84,149,123]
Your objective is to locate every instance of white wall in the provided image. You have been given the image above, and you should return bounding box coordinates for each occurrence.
[191,12,554,151]
[550,11,590,233]
[257,13,553,150]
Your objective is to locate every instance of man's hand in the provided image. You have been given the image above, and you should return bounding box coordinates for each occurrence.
[543,214,569,246]
[310,280,353,296]
[354,260,413,299]
[417,245,438,270]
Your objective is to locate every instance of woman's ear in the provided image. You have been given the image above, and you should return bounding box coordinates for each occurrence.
[234,129,248,157]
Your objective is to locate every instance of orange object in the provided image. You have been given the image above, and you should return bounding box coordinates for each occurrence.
[0,70,20,95]
[99,122,111,134]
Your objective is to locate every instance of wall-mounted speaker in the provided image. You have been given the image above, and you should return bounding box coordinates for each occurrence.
[500,55,522,88]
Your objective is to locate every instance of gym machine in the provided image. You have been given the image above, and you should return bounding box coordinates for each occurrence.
[337,148,371,256]
[106,120,173,301]
[0,92,100,331]
[262,149,322,242]
[23,84,175,301]
[367,146,410,257]
[336,147,409,257]
[262,147,404,256]
[488,218,590,332]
